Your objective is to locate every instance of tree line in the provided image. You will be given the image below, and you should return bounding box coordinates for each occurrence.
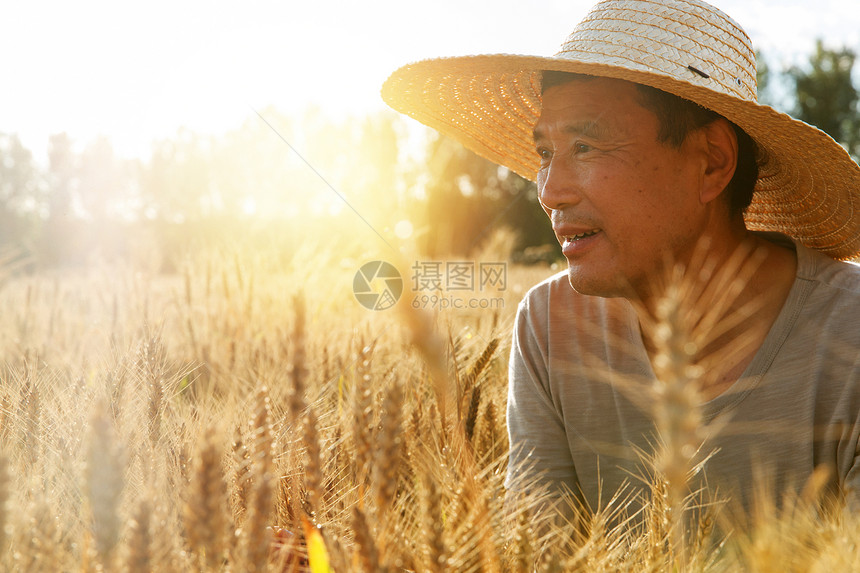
[0,42,857,271]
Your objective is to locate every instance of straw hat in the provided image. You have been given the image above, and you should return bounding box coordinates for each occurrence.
[381,0,860,260]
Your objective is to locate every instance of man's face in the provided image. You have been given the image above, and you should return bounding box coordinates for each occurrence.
[533,77,710,300]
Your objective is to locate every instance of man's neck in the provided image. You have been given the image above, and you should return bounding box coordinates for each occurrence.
[634,232,798,400]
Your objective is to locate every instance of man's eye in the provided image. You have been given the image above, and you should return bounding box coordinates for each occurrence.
[574,142,592,154]
[537,148,552,161]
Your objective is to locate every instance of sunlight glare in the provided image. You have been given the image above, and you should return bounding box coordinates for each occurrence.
[242,197,257,216]
[394,219,413,239]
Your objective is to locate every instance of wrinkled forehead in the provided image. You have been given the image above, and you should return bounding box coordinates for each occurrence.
[534,78,650,141]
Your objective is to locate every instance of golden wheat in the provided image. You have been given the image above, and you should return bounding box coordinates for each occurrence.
[0,242,855,572]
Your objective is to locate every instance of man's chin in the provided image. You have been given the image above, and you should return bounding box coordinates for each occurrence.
[566,268,627,299]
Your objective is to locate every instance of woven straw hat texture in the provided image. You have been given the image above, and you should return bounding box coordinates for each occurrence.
[382,0,860,260]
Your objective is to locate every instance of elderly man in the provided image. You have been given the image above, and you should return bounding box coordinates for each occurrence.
[383,0,860,515]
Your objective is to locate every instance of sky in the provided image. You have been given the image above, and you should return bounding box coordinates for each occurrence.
[2,0,859,162]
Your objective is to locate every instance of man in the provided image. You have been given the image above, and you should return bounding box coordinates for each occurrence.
[382,0,860,515]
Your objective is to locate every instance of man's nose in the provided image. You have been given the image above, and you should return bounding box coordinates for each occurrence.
[538,160,581,213]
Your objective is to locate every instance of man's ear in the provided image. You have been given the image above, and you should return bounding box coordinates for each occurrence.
[699,118,738,205]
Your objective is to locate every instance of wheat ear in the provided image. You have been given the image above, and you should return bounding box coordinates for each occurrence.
[352,344,375,484]
[125,497,152,573]
[231,422,252,526]
[351,505,381,573]
[476,399,503,463]
[184,428,230,570]
[16,498,62,572]
[510,506,535,573]
[464,383,482,444]
[421,468,446,573]
[400,306,451,444]
[0,391,10,442]
[139,336,166,447]
[289,292,308,413]
[303,406,325,518]
[462,337,499,394]
[0,450,9,567]
[373,380,404,523]
[20,376,41,469]
[86,402,125,568]
[243,386,275,572]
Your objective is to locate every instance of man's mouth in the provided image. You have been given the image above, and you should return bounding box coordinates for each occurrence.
[562,229,600,244]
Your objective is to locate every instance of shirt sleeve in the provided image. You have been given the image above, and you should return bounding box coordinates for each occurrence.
[842,356,860,511]
[846,442,860,511]
[504,294,579,498]
[838,351,860,511]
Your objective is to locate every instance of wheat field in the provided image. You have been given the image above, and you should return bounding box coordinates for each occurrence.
[0,238,858,572]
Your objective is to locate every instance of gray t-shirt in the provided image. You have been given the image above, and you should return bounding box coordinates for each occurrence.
[506,236,860,513]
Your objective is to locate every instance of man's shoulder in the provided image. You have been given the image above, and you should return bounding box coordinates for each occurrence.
[519,269,598,312]
[797,241,860,296]
[516,268,628,327]
[521,269,573,301]
[784,242,860,352]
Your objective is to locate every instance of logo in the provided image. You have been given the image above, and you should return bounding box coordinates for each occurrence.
[353,261,403,311]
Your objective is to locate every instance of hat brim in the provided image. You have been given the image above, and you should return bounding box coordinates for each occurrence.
[382,54,860,260]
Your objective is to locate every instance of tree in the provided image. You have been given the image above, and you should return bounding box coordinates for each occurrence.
[789,40,860,160]
[0,133,43,246]
[143,129,214,222]
[420,134,553,258]
[47,133,75,220]
[77,136,139,221]
[41,133,77,265]
[756,49,776,108]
